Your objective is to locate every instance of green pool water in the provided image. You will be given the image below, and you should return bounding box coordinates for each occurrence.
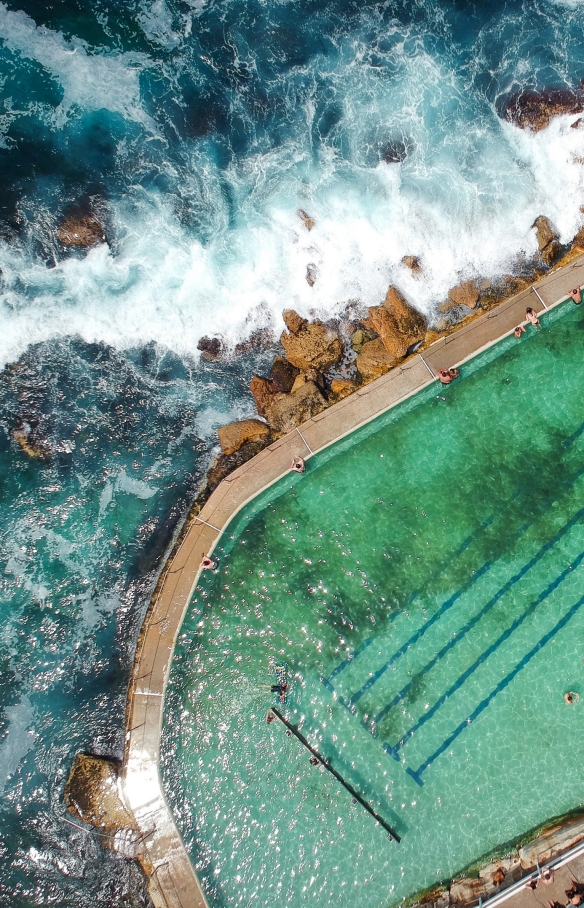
[161,302,584,908]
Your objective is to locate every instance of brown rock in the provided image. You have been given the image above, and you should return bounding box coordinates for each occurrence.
[532,215,559,251]
[206,440,269,492]
[447,280,480,309]
[298,209,315,230]
[401,255,422,274]
[356,337,398,381]
[572,226,584,249]
[541,239,561,266]
[280,321,343,371]
[270,356,299,393]
[572,118,583,129]
[217,418,270,456]
[282,309,308,335]
[306,263,317,287]
[330,378,358,399]
[250,375,277,418]
[368,286,427,358]
[58,212,104,247]
[449,876,488,906]
[502,88,584,131]
[64,754,136,838]
[264,381,327,434]
[197,336,222,360]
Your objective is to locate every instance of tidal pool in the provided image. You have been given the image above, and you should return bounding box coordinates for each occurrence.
[162,301,584,908]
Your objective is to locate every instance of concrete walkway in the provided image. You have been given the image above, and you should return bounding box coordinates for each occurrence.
[122,254,584,908]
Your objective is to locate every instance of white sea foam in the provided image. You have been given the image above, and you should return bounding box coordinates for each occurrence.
[1,10,584,374]
[0,3,152,127]
[0,697,36,793]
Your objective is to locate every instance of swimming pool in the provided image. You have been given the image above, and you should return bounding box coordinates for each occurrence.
[161,301,584,908]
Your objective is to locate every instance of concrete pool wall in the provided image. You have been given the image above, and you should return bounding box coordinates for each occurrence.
[121,254,584,908]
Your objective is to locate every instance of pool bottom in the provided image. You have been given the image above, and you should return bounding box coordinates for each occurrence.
[161,300,584,908]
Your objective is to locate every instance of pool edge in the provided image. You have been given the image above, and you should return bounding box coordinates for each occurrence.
[122,254,584,908]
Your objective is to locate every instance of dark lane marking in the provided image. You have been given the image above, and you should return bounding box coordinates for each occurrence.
[350,562,493,708]
[402,587,584,786]
[382,547,584,775]
[321,638,373,687]
[374,507,584,730]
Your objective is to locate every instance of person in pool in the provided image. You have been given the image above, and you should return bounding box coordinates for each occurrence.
[436,368,459,385]
[569,287,582,304]
[291,455,305,473]
[526,306,540,327]
[514,325,526,339]
[565,691,580,704]
[200,552,214,570]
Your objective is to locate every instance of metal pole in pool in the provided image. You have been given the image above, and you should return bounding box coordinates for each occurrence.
[268,708,401,843]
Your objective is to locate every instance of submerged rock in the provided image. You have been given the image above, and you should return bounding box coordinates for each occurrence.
[217,418,270,456]
[12,423,51,461]
[58,211,104,248]
[368,286,427,358]
[280,319,343,371]
[306,263,317,287]
[381,138,414,163]
[356,337,398,381]
[501,88,584,131]
[264,381,327,434]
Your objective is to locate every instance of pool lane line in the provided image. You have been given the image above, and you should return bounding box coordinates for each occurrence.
[323,414,584,712]
[268,707,401,843]
[403,584,584,788]
[371,505,584,729]
[321,637,373,688]
[385,547,584,783]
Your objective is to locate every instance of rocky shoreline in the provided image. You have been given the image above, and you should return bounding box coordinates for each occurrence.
[195,213,584,518]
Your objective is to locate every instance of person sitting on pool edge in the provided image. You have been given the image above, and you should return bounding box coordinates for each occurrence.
[526,306,541,327]
[200,552,215,570]
[291,455,305,473]
[569,286,582,304]
[436,368,459,385]
[514,325,526,339]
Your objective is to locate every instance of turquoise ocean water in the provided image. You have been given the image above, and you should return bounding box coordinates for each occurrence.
[2,0,584,903]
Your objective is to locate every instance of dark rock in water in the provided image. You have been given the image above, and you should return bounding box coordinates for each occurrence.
[58,199,105,248]
[197,335,223,360]
[297,209,315,231]
[501,88,584,131]
[381,138,414,163]
[217,418,270,456]
[270,356,299,393]
[12,421,51,461]
[234,326,277,355]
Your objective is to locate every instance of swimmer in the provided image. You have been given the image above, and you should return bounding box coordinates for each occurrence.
[514,325,526,339]
[266,711,275,724]
[569,287,582,305]
[436,368,459,385]
[309,756,320,766]
[565,691,580,704]
[200,552,214,570]
[526,307,541,327]
[291,455,305,473]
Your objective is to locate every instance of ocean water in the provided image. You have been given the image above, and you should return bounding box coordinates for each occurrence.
[2,0,584,903]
